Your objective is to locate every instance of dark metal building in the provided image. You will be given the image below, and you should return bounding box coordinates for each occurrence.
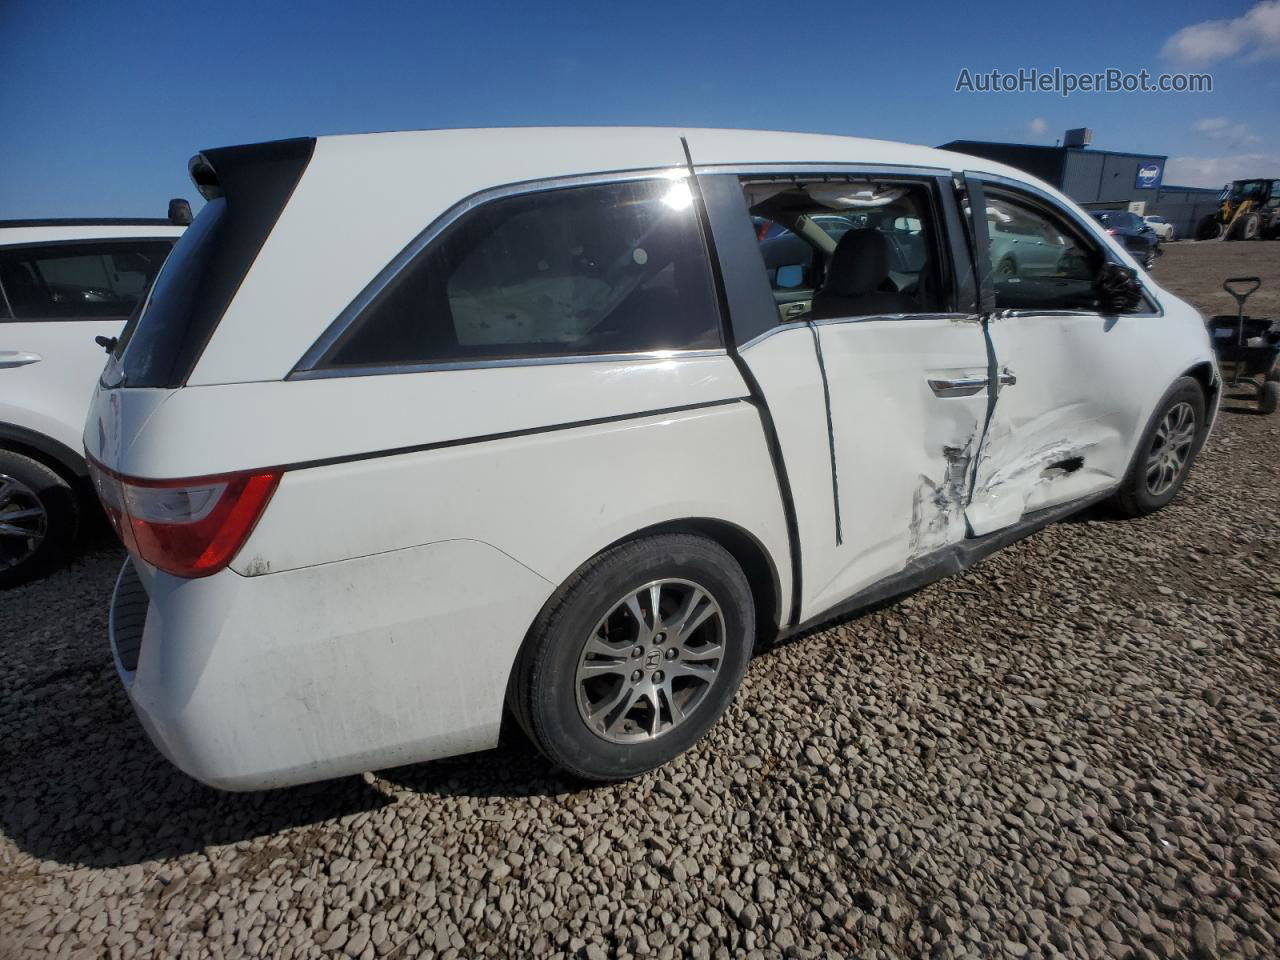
[939,137,1219,238]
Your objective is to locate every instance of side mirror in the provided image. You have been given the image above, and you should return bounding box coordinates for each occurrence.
[1097,261,1142,313]
[776,264,805,289]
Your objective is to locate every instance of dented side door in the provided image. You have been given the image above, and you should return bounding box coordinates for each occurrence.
[962,176,1146,536]
[802,175,992,616]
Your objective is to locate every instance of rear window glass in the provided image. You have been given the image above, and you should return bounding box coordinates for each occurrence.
[0,241,172,321]
[316,178,722,369]
[114,198,225,384]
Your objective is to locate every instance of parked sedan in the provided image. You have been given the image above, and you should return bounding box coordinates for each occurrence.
[1143,215,1175,241]
[1090,210,1160,269]
[87,128,1218,790]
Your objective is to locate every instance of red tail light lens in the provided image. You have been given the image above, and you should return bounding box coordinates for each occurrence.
[87,459,280,578]
[1105,228,1117,236]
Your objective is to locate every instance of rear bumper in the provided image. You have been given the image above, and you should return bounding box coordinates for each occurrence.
[109,540,553,790]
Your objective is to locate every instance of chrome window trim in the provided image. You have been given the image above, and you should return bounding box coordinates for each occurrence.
[736,322,806,352]
[812,311,976,327]
[695,162,950,179]
[291,167,696,378]
[291,348,729,381]
[966,173,1166,320]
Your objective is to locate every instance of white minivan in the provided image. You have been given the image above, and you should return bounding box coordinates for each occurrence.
[86,129,1218,789]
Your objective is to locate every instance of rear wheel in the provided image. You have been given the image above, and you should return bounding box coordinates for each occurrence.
[1241,213,1262,241]
[0,450,80,588]
[509,534,754,781]
[1113,378,1205,517]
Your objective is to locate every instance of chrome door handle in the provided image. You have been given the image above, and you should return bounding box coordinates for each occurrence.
[928,376,988,397]
[0,351,42,369]
[998,368,1017,387]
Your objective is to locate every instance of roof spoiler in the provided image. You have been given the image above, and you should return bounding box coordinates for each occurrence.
[188,137,317,203]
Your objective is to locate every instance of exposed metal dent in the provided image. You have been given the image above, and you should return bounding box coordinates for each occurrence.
[967,429,1109,536]
[908,437,975,559]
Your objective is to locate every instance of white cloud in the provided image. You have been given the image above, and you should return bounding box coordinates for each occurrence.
[1028,117,1048,137]
[1192,116,1261,147]
[1161,1,1280,65]
[1165,152,1280,188]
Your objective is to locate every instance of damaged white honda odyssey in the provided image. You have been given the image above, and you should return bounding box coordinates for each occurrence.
[86,129,1218,789]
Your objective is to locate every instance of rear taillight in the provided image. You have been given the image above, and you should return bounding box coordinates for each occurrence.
[1105,228,1117,236]
[87,459,280,578]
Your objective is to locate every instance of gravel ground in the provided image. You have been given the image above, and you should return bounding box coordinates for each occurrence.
[2,247,1279,960]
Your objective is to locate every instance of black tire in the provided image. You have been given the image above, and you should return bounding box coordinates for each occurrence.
[0,449,80,588]
[509,533,754,781]
[1259,380,1280,415]
[996,257,1017,279]
[1242,213,1262,241]
[1195,215,1221,241]
[1113,377,1206,517]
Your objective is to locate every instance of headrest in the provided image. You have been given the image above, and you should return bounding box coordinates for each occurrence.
[825,229,890,297]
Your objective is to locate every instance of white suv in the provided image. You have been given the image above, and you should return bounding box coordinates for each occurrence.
[0,209,186,585]
[86,130,1218,789]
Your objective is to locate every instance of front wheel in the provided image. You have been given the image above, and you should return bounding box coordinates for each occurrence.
[1113,377,1205,517]
[509,534,754,781]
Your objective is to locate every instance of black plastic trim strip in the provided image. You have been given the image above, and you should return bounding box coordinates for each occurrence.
[683,139,804,628]
[780,486,1115,639]
[284,398,746,474]
[807,325,842,545]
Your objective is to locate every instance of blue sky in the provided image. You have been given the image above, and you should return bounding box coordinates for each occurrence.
[2,0,1277,218]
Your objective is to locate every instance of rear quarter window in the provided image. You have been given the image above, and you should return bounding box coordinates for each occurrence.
[312,178,722,371]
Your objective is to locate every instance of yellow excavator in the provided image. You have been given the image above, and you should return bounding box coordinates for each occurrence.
[1196,179,1280,240]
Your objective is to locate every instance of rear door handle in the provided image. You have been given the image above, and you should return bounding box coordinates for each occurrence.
[928,376,988,398]
[0,351,41,369]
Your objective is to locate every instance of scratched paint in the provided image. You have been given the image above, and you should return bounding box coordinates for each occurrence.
[908,438,975,559]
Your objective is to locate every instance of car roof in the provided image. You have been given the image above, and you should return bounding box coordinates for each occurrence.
[308,125,1037,182]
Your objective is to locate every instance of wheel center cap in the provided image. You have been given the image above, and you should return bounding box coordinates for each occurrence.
[644,649,662,669]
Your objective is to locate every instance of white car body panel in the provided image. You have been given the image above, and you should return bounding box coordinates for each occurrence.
[84,353,746,477]
[230,402,792,602]
[84,128,1218,789]
[116,539,555,789]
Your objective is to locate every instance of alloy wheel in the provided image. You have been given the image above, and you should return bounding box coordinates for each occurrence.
[575,578,725,743]
[0,474,48,572]
[1145,401,1196,496]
